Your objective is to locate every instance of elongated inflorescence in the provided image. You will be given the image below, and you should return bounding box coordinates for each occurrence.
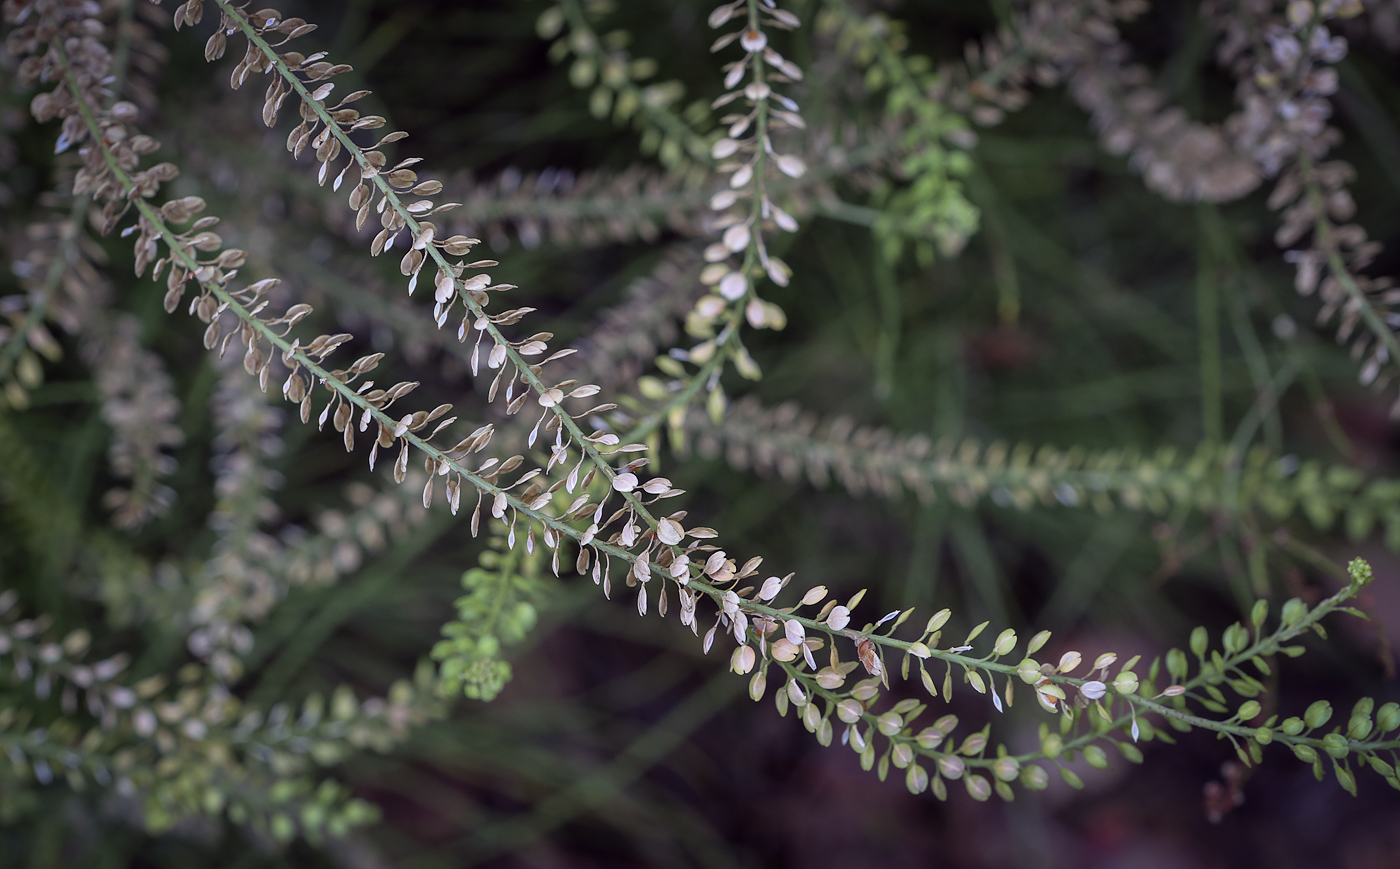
[3,0,1400,851]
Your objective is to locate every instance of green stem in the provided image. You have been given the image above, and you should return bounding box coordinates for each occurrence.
[1297,151,1400,368]
[212,2,683,555]
[1197,208,1223,445]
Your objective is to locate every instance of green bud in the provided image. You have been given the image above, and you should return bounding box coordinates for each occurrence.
[1026,630,1051,655]
[1250,599,1269,630]
[1304,700,1333,730]
[588,87,612,119]
[959,732,988,756]
[993,756,1021,782]
[270,780,297,804]
[1060,767,1084,789]
[891,698,922,715]
[1281,717,1305,736]
[569,58,596,88]
[301,803,327,835]
[1222,623,1247,655]
[892,742,915,768]
[906,763,929,794]
[1280,598,1308,627]
[1336,765,1358,796]
[1016,658,1043,684]
[1166,648,1188,681]
[992,629,1018,656]
[1084,745,1109,769]
[965,774,992,801]
[1254,726,1273,746]
[1322,732,1350,760]
[852,679,880,701]
[1237,700,1261,721]
[1292,744,1318,763]
[477,634,500,658]
[270,813,296,844]
[1118,742,1145,764]
[1377,702,1400,733]
[536,7,565,39]
[1020,764,1049,790]
[925,609,952,635]
[1348,698,1375,739]
[937,755,965,780]
[1347,557,1374,588]
[1189,626,1209,658]
[915,726,944,750]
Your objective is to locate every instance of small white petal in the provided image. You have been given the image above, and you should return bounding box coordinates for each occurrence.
[612,472,638,492]
[784,619,805,645]
[771,204,798,232]
[740,29,768,52]
[722,223,751,252]
[719,272,748,300]
[657,518,684,545]
[710,190,739,210]
[775,154,805,178]
[711,137,742,159]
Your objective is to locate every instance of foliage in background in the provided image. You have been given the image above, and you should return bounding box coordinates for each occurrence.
[2,0,1400,865]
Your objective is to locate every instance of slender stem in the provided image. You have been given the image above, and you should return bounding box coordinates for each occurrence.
[214,1,680,549]
[1197,210,1223,445]
[1297,151,1400,367]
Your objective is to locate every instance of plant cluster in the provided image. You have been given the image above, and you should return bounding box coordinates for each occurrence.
[1,0,1399,863]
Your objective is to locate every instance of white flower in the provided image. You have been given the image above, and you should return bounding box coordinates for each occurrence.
[710,190,739,210]
[718,271,748,300]
[784,618,805,645]
[711,137,741,159]
[770,203,798,232]
[1079,680,1107,701]
[740,29,768,53]
[774,154,805,178]
[730,644,756,674]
